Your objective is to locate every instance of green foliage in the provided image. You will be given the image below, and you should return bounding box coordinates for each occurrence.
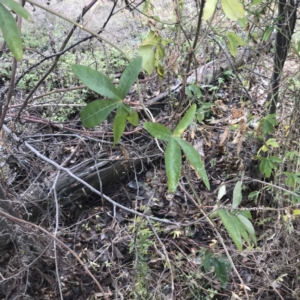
[260,114,278,135]
[202,250,231,288]
[128,217,158,298]
[213,181,257,250]
[0,2,25,60]
[221,0,245,21]
[22,31,48,50]
[72,64,122,100]
[252,0,263,5]
[258,138,279,154]
[248,190,260,204]
[0,0,30,20]
[144,104,210,192]
[227,32,245,57]
[196,103,214,123]
[0,0,31,60]
[232,180,242,209]
[258,156,282,178]
[186,84,202,99]
[284,172,300,188]
[204,0,246,22]
[256,138,281,178]
[203,0,218,20]
[283,170,300,204]
[262,25,274,42]
[138,30,166,77]
[72,56,142,145]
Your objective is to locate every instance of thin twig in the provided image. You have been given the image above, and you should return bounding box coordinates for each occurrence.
[182,176,250,299]
[51,171,63,300]
[16,0,100,119]
[0,208,109,299]
[146,216,175,298]
[2,124,179,226]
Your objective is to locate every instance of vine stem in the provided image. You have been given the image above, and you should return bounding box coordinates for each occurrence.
[26,0,127,59]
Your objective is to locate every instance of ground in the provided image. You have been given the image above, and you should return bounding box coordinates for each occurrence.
[0,1,300,299]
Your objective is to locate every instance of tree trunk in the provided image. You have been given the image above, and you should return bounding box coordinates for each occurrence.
[268,0,297,115]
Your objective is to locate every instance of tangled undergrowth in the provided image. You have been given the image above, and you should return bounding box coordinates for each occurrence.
[1,54,300,299]
[1,1,300,300]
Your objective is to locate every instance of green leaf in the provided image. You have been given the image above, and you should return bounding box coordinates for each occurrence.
[232,181,242,209]
[138,45,155,75]
[154,45,166,78]
[118,56,142,98]
[270,156,282,163]
[196,107,205,123]
[218,209,242,250]
[80,99,119,128]
[144,122,172,141]
[235,216,251,245]
[175,138,210,190]
[123,104,139,126]
[113,105,128,145]
[203,0,218,20]
[248,191,260,204]
[221,0,245,21]
[237,214,257,245]
[0,4,23,60]
[211,258,228,287]
[218,185,226,200]
[227,32,244,57]
[156,63,165,78]
[165,138,181,192]
[238,209,252,219]
[0,0,31,20]
[262,25,274,42]
[186,85,202,98]
[284,172,295,187]
[259,158,272,177]
[261,114,278,135]
[297,40,300,53]
[173,104,196,136]
[202,251,213,272]
[156,44,165,59]
[140,30,161,46]
[202,251,230,288]
[72,65,122,100]
[252,0,263,4]
[237,17,247,29]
